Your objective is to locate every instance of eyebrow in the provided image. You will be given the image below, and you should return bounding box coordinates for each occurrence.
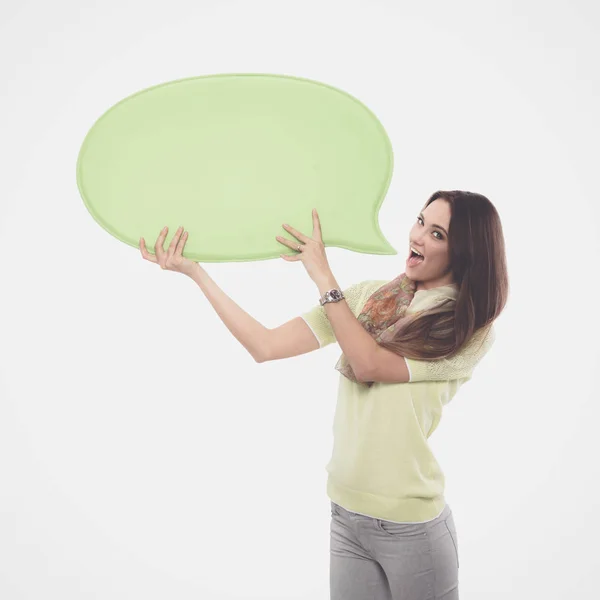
[419,212,448,236]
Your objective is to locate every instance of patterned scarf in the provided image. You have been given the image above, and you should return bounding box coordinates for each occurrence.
[334,272,456,387]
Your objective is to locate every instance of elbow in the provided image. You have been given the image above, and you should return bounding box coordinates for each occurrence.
[254,351,268,363]
[355,348,377,382]
[355,371,372,384]
[253,333,271,363]
[254,343,272,363]
[355,363,374,383]
[355,344,383,383]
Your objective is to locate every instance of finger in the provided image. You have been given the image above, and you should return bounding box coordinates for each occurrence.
[154,226,169,260]
[280,253,301,261]
[312,208,322,242]
[275,235,297,250]
[176,230,188,255]
[168,226,184,255]
[140,238,158,263]
[282,223,309,243]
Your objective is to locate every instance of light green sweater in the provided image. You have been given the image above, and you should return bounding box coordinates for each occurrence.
[301,279,495,523]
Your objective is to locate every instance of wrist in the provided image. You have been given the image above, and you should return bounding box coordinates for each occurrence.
[315,272,340,296]
[184,262,202,280]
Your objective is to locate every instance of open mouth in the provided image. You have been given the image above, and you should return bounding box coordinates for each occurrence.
[407,247,425,266]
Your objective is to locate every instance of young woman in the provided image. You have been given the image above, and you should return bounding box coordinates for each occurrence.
[140,190,509,600]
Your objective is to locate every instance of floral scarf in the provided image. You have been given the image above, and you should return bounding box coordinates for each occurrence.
[334,273,457,387]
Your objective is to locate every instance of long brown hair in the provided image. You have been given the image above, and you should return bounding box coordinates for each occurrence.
[379,190,509,360]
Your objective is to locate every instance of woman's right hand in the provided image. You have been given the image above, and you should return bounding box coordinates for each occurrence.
[139,225,198,277]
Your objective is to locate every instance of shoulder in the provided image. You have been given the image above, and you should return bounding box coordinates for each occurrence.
[405,322,497,382]
[347,278,390,300]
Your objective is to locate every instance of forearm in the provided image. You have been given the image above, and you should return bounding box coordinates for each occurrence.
[314,272,379,379]
[187,264,269,361]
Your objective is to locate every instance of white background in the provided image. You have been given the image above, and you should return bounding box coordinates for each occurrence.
[1,1,599,598]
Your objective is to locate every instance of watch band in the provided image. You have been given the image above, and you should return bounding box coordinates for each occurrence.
[319,288,345,306]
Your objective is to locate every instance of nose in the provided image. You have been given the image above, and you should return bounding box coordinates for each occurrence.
[410,234,426,249]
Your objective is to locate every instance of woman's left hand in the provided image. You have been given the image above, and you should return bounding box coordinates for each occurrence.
[276,209,333,285]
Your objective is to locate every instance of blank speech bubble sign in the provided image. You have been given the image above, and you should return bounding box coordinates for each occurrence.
[76,73,397,262]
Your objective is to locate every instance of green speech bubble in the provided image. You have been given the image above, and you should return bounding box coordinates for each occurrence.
[76,73,397,262]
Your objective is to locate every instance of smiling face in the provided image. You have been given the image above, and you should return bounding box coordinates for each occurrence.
[406,198,454,292]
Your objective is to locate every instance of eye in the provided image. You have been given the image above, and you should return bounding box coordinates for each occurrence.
[417,216,444,240]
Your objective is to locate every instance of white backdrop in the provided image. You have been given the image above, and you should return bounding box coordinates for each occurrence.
[1,1,599,598]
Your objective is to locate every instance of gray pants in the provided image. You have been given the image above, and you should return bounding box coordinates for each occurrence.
[330,501,459,600]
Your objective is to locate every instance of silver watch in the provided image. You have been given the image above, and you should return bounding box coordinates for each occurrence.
[319,288,345,306]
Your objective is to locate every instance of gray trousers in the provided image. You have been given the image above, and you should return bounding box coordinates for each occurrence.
[330,501,459,600]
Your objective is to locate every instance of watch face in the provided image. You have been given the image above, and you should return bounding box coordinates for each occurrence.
[330,290,342,300]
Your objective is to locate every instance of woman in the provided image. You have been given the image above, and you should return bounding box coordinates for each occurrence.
[140,190,509,600]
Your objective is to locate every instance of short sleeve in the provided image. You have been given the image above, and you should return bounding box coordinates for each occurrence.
[299,281,370,348]
[405,323,496,382]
